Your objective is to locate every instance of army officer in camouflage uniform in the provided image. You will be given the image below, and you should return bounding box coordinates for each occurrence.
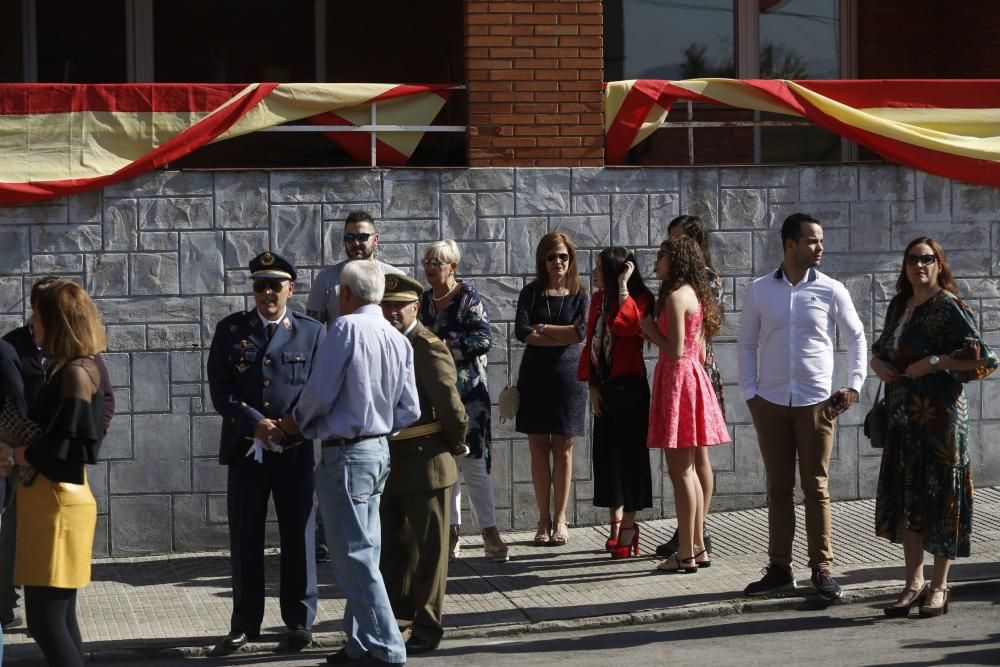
[379,274,466,656]
[207,251,325,653]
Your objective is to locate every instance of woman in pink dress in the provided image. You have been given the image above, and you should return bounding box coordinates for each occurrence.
[640,237,730,573]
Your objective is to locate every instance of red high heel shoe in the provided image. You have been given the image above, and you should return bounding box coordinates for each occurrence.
[606,519,622,553]
[611,523,640,560]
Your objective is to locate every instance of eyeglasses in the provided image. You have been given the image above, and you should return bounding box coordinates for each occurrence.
[905,253,937,267]
[421,258,447,269]
[546,252,570,263]
[253,279,286,293]
[343,232,373,243]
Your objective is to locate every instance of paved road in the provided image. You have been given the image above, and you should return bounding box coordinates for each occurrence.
[142,583,1000,667]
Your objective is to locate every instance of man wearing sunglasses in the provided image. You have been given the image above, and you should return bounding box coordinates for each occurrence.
[306,210,404,325]
[738,213,867,602]
[207,251,326,654]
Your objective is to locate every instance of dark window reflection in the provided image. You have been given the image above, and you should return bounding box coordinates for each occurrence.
[36,0,127,82]
[759,0,839,79]
[154,0,315,82]
[613,0,735,80]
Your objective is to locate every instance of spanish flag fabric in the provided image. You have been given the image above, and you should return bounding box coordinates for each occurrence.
[0,83,453,204]
[605,78,1000,187]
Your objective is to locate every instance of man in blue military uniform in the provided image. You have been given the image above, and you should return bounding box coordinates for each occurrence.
[207,251,326,653]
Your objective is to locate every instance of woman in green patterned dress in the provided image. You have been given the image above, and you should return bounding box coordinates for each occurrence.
[871,237,997,618]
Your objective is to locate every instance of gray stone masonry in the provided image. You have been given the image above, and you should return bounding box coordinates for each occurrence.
[3,164,999,555]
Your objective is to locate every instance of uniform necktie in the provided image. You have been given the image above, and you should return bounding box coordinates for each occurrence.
[267,322,278,340]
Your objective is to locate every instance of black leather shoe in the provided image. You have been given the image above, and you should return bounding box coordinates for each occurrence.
[221,631,250,651]
[811,567,842,600]
[286,627,313,651]
[405,635,438,655]
[0,609,21,630]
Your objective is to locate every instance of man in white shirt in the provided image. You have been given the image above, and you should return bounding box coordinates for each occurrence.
[738,213,867,600]
[281,260,419,666]
[306,210,404,325]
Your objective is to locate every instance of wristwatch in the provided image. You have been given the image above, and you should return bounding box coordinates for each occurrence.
[929,354,940,368]
[538,323,546,335]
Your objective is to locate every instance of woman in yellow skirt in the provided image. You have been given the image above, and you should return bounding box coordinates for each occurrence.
[0,280,107,667]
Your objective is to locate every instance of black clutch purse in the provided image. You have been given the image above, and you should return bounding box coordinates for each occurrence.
[863,383,888,449]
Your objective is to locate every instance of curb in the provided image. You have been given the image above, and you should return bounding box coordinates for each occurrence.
[5,576,996,665]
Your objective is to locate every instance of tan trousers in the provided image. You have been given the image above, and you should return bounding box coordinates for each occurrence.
[747,396,836,569]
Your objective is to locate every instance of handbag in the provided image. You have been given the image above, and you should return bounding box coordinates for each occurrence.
[499,290,535,423]
[863,382,888,449]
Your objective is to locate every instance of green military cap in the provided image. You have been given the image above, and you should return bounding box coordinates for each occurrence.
[381,274,424,303]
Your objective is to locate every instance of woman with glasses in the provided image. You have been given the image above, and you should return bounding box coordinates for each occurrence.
[871,237,996,618]
[514,233,588,546]
[418,240,509,563]
[578,247,654,559]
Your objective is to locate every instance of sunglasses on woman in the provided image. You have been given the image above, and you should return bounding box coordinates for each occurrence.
[421,258,447,269]
[905,253,937,267]
[546,252,570,263]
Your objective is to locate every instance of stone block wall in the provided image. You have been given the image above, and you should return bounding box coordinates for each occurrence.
[3,164,999,555]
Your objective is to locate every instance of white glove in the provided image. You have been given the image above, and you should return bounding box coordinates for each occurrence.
[246,439,265,464]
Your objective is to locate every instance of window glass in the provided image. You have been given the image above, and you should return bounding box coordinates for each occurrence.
[621,0,735,79]
[154,0,315,82]
[759,0,839,78]
[36,0,127,82]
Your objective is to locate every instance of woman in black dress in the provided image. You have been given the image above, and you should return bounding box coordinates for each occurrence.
[515,232,588,546]
[0,280,107,667]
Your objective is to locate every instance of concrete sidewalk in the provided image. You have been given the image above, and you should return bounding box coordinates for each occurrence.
[5,488,1000,665]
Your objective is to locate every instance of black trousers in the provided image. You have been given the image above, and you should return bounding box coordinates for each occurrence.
[227,457,318,635]
[24,585,84,667]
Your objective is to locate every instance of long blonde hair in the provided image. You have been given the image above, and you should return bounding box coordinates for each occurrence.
[34,280,107,359]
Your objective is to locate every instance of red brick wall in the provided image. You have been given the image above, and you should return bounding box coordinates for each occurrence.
[466,0,604,167]
[858,0,1000,78]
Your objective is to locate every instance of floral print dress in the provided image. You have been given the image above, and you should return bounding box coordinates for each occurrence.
[419,281,493,469]
[872,290,997,558]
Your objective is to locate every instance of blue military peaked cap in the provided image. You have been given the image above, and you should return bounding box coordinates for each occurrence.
[249,251,297,282]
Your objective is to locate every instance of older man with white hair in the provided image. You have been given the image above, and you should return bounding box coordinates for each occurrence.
[281,260,419,666]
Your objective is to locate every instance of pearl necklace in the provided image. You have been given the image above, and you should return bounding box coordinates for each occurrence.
[431,281,459,302]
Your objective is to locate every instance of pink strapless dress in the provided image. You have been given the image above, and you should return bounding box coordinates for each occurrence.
[647,306,730,449]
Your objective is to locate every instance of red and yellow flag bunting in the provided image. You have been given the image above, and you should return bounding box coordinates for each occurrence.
[606,78,1000,187]
[0,83,454,204]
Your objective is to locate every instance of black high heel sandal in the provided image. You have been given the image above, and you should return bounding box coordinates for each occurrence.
[883,582,928,617]
[655,554,697,574]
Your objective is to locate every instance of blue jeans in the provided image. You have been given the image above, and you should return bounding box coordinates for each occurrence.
[315,437,406,664]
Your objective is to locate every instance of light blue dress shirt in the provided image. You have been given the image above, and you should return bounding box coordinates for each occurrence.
[293,304,420,440]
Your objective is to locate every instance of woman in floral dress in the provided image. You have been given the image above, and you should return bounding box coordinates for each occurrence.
[871,237,997,617]
[419,240,508,562]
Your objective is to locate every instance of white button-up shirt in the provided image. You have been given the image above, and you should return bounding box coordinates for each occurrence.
[292,303,420,440]
[738,266,867,407]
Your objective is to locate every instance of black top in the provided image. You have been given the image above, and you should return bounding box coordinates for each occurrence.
[0,340,25,511]
[25,358,106,484]
[1,324,116,434]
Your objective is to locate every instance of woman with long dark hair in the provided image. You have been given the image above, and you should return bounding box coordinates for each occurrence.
[640,237,730,573]
[655,214,726,559]
[578,247,654,559]
[871,237,996,617]
[514,232,588,547]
